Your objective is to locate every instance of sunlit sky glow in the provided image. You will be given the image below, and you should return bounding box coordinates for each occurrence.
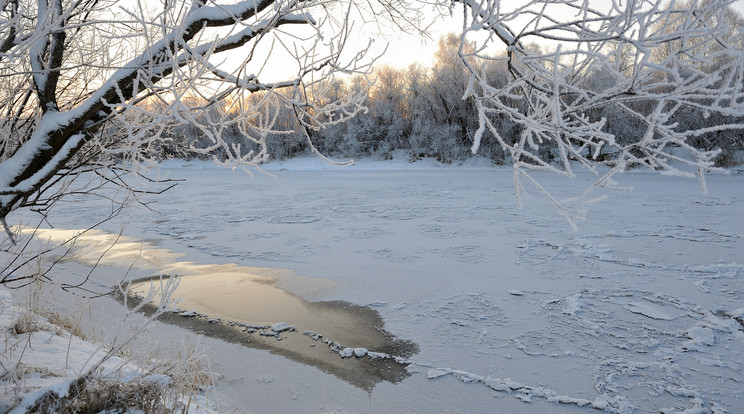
[371,0,744,70]
[124,0,744,85]
[360,10,463,69]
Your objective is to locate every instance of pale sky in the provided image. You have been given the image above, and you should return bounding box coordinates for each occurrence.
[359,10,463,69]
[240,5,469,82]
[198,0,744,83]
[371,0,744,71]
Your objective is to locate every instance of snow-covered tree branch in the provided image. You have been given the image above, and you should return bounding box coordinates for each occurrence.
[455,0,744,222]
[0,0,384,226]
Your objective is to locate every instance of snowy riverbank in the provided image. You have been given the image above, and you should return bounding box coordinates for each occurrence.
[0,285,219,413]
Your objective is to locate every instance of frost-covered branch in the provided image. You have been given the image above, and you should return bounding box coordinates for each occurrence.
[0,0,387,225]
[456,0,744,222]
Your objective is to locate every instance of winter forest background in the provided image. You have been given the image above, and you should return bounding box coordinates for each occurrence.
[3,0,744,227]
[126,32,744,167]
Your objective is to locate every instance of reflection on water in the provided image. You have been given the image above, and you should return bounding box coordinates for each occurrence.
[129,275,417,390]
[21,228,418,390]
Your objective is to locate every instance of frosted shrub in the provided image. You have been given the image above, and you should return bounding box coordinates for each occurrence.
[20,376,175,414]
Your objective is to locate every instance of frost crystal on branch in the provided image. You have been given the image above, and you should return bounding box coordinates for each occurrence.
[0,0,382,223]
[455,0,744,222]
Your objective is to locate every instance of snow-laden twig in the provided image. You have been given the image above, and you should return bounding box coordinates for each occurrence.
[456,0,743,223]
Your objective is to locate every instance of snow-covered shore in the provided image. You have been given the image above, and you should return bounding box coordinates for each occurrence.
[2,156,743,413]
[0,286,219,413]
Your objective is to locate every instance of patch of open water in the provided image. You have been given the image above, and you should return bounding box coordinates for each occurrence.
[18,227,418,390]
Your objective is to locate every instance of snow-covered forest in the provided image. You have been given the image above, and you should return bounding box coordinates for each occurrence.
[2,0,744,412]
[157,32,744,167]
[3,0,744,227]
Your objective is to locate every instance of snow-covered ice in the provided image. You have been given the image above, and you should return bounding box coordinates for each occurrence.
[2,156,744,413]
[270,322,294,332]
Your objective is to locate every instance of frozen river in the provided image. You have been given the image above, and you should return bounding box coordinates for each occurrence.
[8,158,744,413]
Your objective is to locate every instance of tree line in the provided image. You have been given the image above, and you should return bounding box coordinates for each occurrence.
[143,32,743,167]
